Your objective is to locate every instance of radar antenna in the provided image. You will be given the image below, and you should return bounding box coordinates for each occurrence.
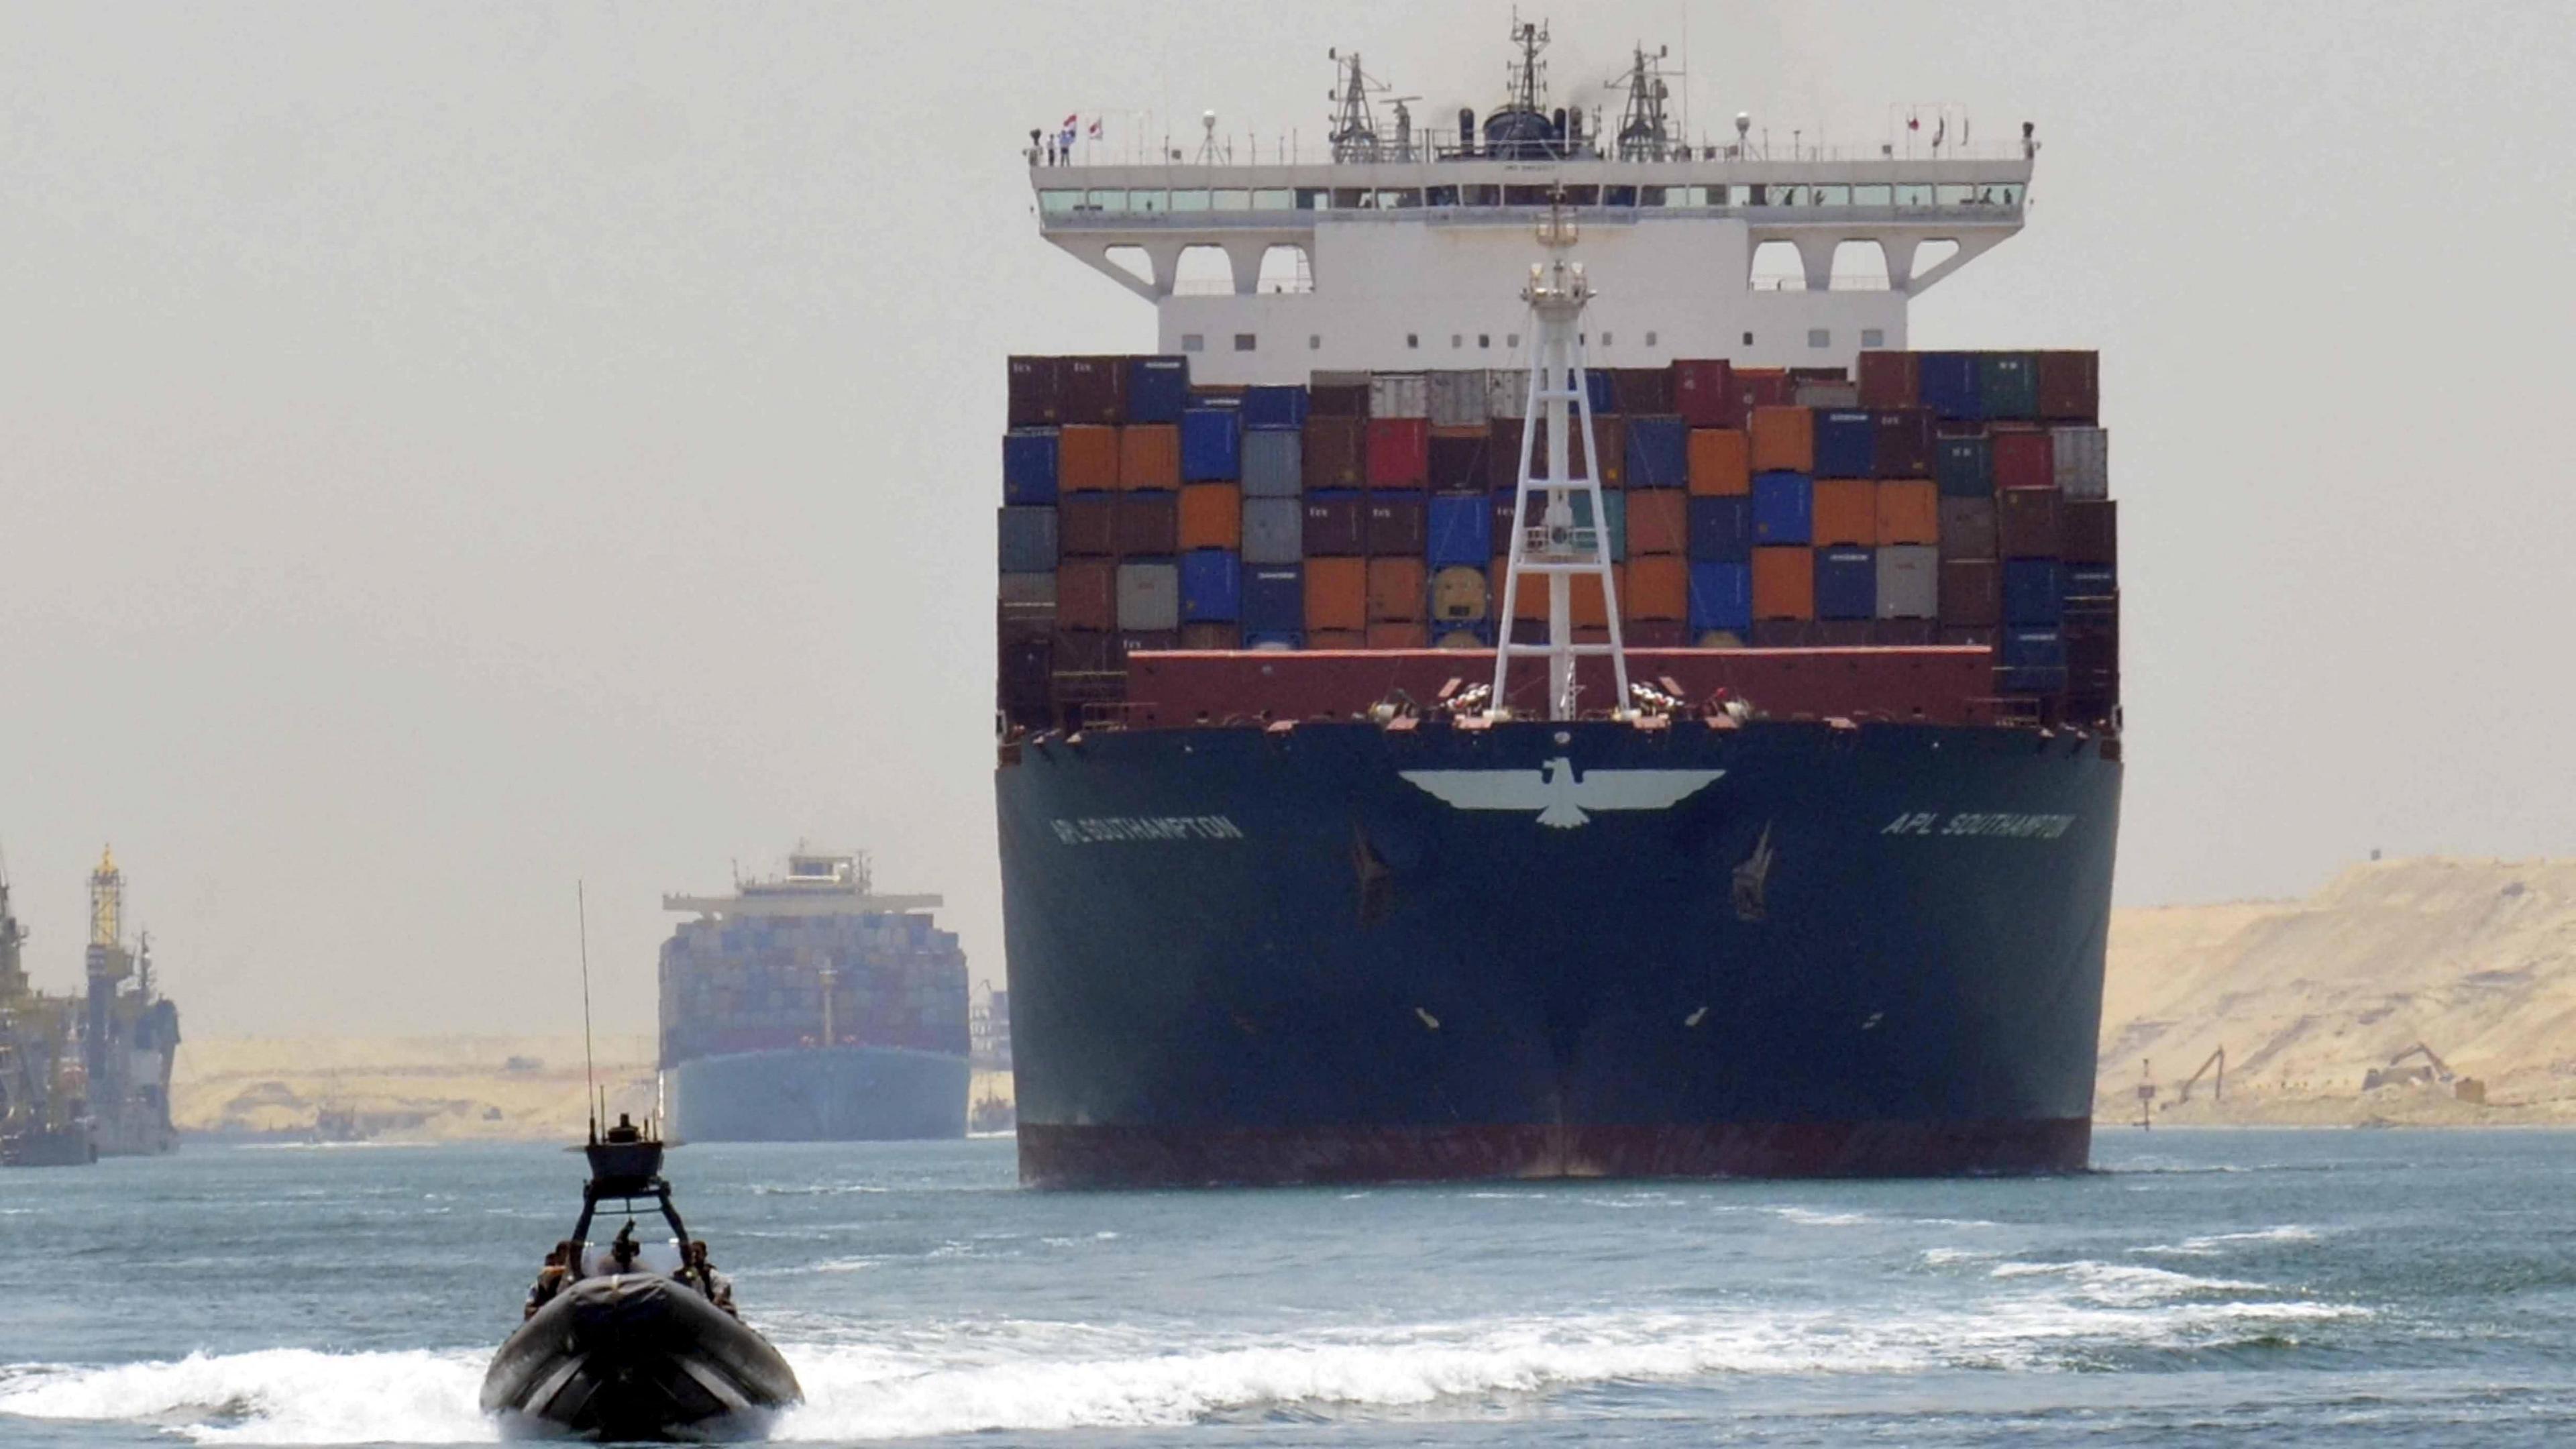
[577,879,599,1146]
[1506,13,1550,118]
[1609,44,1678,162]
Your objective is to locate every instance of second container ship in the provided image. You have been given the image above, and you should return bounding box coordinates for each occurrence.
[657,851,970,1142]
[994,24,2121,1187]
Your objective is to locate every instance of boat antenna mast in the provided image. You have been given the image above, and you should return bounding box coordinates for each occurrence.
[578,879,598,1145]
[1325,48,1392,162]
[1507,13,1549,119]
[1489,191,1631,721]
[1609,43,1677,161]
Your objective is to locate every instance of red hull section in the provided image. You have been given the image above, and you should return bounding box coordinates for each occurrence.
[1124,646,2004,728]
[1018,1119,2094,1189]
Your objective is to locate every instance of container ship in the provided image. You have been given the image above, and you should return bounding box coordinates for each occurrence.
[1,849,182,1165]
[657,851,970,1142]
[994,25,2118,1187]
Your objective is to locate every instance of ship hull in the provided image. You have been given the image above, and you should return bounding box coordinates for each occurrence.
[661,1046,967,1143]
[996,718,2120,1188]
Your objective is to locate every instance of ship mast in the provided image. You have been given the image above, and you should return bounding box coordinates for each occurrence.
[1489,194,1629,722]
[1610,44,1676,162]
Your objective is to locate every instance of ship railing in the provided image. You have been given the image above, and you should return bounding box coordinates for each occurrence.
[1036,199,2026,233]
[1028,129,2034,170]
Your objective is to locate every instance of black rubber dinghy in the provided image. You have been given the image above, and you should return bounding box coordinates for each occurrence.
[482,1271,802,1442]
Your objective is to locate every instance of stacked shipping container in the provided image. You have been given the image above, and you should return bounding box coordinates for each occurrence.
[999,350,2116,730]
[658,912,970,1066]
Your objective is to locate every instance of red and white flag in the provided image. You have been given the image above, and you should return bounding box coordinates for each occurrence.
[1087,117,1103,140]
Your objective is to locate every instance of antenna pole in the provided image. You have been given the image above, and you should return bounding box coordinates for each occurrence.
[578,879,598,1144]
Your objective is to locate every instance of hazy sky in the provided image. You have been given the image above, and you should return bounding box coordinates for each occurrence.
[3,2,2569,1035]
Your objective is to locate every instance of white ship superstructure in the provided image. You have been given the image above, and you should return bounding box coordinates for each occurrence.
[1031,27,2033,383]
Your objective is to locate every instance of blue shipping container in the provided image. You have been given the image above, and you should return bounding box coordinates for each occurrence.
[997,506,1057,573]
[1241,564,1305,634]
[1181,549,1242,621]
[1813,411,1876,478]
[1998,626,2068,692]
[1428,494,1492,568]
[1624,416,1689,488]
[1003,428,1059,504]
[1686,496,1754,563]
[1815,547,1877,621]
[1241,428,1301,498]
[1125,356,1190,423]
[2002,559,2064,626]
[1752,471,1814,545]
[2063,564,2117,600]
[1181,408,1242,482]
[1934,434,1993,498]
[1688,561,1752,632]
[1919,352,1983,423]
[1242,385,1309,431]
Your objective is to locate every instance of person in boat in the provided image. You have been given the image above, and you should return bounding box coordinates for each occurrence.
[523,1241,576,1320]
[605,1220,643,1275]
[684,1240,737,1318]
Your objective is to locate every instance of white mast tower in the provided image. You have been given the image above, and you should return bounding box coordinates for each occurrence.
[1490,197,1629,722]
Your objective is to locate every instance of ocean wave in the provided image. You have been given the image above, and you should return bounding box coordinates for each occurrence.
[1989,1258,2267,1305]
[2134,1225,2324,1257]
[0,1348,492,1445]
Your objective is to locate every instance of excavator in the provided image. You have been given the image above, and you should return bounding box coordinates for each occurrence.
[2363,1042,2485,1103]
[2172,1047,2225,1105]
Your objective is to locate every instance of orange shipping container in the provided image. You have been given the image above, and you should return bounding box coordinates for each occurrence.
[1308,628,1366,649]
[1575,566,1622,629]
[1365,621,1430,649]
[1178,484,1242,550]
[1623,490,1689,555]
[1748,406,1815,473]
[1303,557,1366,632]
[1366,557,1428,623]
[1118,424,1181,490]
[1812,478,1877,545]
[1686,429,1750,496]
[1752,546,1817,620]
[1490,559,1542,621]
[1876,480,1941,546]
[1058,425,1120,493]
[1488,560,1619,624]
[1626,556,1688,623]
[1056,558,1117,630]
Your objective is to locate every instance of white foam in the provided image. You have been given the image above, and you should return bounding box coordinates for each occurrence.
[1773,1207,1876,1227]
[2135,1225,2324,1257]
[1990,1258,2268,1305]
[0,1348,492,1445]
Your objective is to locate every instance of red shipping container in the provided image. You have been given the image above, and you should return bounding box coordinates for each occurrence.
[1366,417,1430,487]
[1427,427,1490,492]
[1302,495,1366,555]
[1366,557,1428,622]
[1937,498,1996,561]
[1057,494,1118,556]
[1057,425,1120,493]
[1735,368,1794,411]
[1623,490,1689,555]
[1672,359,1738,427]
[1061,357,1123,423]
[1752,546,1816,620]
[1307,628,1366,649]
[1611,367,1672,415]
[1007,356,1064,427]
[1991,429,2054,491]
[1625,621,1688,649]
[1304,557,1366,631]
[1626,555,1688,622]
[1056,559,1117,630]
[1997,489,2062,559]
[1856,352,1919,410]
[1365,621,1430,650]
[1872,409,1933,478]
[1178,484,1242,550]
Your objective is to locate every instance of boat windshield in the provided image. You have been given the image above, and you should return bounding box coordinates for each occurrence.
[579,1237,685,1278]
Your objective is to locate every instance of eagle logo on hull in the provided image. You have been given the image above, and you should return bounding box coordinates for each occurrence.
[1399,757,1725,828]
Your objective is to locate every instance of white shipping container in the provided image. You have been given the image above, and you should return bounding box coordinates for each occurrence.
[1487,367,1531,419]
[1428,369,1491,428]
[2053,427,2109,500]
[1241,497,1303,564]
[1875,545,1940,620]
[1793,382,1861,410]
[997,572,1057,606]
[1369,372,1430,419]
[1115,561,1180,631]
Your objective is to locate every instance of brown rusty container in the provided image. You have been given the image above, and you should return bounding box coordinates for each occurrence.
[1623,490,1688,556]
[1061,356,1124,423]
[1179,622,1241,651]
[1307,371,1372,417]
[1365,496,1428,555]
[1749,405,1815,473]
[1812,478,1877,547]
[1303,417,1366,491]
[1997,489,2062,559]
[1626,555,1688,622]
[2037,350,2100,423]
[1301,494,1366,556]
[1307,627,1367,649]
[1428,427,1491,492]
[1876,480,1941,547]
[1990,428,2054,492]
[2061,499,2118,566]
[1611,366,1672,415]
[1366,557,1428,622]
[1752,546,1816,620]
[1937,498,1997,561]
[1872,409,1933,478]
[1113,491,1179,555]
[1672,358,1737,427]
[1057,424,1120,493]
[1178,484,1242,551]
[1304,557,1367,631]
[1939,560,2001,627]
[1055,559,1118,631]
[1008,356,1065,427]
[1365,621,1430,650]
[1856,351,1919,410]
[1686,428,1750,496]
[1118,424,1182,490]
[1057,494,1118,556]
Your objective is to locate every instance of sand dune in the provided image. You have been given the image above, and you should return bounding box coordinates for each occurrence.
[2100,857,2576,1126]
